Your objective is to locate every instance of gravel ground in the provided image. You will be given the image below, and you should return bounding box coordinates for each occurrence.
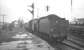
[0,40,54,50]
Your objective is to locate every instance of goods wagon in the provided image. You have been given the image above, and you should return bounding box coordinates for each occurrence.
[26,14,69,41]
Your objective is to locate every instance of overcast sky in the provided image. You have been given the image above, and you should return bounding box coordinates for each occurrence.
[0,0,84,23]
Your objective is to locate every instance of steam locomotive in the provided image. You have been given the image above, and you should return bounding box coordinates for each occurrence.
[25,14,69,41]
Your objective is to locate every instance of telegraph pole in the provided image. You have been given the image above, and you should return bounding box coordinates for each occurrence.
[0,14,6,24]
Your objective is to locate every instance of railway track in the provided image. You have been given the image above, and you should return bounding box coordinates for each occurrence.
[62,39,84,50]
[31,31,84,50]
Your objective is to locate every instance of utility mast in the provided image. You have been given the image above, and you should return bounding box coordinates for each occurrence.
[71,0,72,18]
